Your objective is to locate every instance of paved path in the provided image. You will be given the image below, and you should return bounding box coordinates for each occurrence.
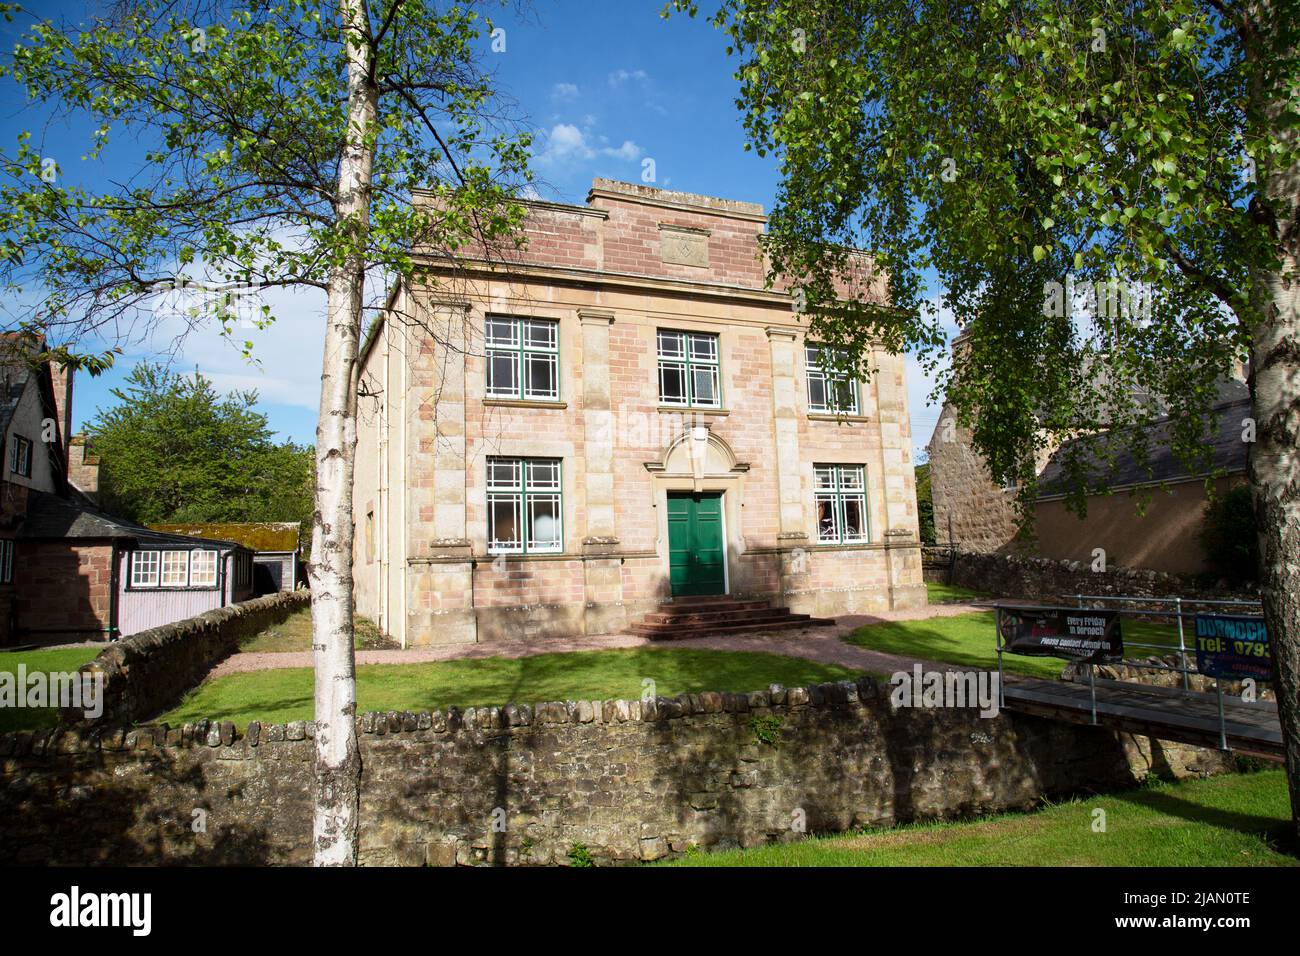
[207,602,991,680]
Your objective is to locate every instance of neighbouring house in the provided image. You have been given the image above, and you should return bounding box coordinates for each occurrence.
[148,522,302,594]
[927,332,1251,576]
[354,178,924,646]
[1,333,73,644]
[17,491,256,642]
[0,333,258,646]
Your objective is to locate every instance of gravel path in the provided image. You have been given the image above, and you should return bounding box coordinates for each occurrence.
[206,602,991,680]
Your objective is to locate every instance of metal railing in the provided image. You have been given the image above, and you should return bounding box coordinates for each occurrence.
[994,593,1265,750]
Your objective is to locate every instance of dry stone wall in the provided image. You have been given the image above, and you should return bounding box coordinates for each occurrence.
[3,677,1230,866]
[927,549,1259,606]
[64,590,310,728]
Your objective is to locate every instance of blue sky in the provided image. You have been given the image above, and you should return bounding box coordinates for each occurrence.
[1,1,954,459]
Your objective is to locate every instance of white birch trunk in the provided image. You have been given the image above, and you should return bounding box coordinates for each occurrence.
[311,0,376,866]
[1248,0,1300,838]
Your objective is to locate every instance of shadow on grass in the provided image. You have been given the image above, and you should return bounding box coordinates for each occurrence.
[1109,779,1300,858]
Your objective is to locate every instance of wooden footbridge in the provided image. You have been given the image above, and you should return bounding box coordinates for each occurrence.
[994,596,1283,761]
[1001,676,1284,760]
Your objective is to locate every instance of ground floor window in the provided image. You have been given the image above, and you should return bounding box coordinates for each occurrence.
[131,548,220,589]
[815,464,868,543]
[190,549,218,587]
[487,457,563,554]
[130,550,160,587]
[0,539,12,584]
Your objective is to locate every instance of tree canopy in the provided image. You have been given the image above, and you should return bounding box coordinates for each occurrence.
[672,0,1294,502]
[88,362,314,532]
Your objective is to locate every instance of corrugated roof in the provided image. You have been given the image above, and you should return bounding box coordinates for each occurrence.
[19,490,246,549]
[1038,395,1251,496]
[147,521,300,553]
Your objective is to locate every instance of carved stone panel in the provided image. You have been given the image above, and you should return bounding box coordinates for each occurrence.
[659,225,709,268]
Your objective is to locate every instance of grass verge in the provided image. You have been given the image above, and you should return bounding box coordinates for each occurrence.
[846,610,1189,679]
[662,768,1298,866]
[925,581,992,604]
[0,646,103,732]
[160,647,862,728]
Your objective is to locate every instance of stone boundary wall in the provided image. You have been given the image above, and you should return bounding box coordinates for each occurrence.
[64,590,310,728]
[923,548,1259,606]
[6,677,1230,866]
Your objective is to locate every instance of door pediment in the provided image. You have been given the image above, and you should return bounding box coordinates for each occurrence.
[644,427,750,491]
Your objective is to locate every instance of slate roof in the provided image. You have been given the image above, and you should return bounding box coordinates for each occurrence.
[19,490,246,549]
[0,335,35,440]
[1038,392,1251,497]
[147,521,301,553]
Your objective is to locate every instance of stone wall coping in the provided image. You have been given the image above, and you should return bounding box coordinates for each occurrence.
[3,677,887,759]
[927,547,1260,602]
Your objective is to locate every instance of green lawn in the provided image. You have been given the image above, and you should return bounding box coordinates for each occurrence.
[663,769,1297,866]
[925,581,991,604]
[0,645,103,732]
[846,610,1189,679]
[160,648,862,728]
[239,607,392,653]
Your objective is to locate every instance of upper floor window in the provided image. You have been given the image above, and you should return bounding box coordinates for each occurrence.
[487,457,562,554]
[815,464,868,544]
[657,330,720,408]
[0,539,13,585]
[8,435,32,478]
[805,345,860,414]
[485,316,559,402]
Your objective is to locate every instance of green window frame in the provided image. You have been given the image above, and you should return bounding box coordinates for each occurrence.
[657,329,721,408]
[814,464,869,544]
[487,457,563,554]
[485,316,559,402]
[805,344,860,414]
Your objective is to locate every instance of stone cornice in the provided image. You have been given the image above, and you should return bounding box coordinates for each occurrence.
[577,308,615,326]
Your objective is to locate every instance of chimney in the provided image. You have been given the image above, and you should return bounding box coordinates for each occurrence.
[68,432,100,502]
[49,361,74,472]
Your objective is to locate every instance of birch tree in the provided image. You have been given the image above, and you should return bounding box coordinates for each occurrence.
[0,0,530,863]
[672,0,1300,834]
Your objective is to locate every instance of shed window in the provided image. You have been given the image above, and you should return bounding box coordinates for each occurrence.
[190,550,218,587]
[131,550,160,588]
[160,550,189,587]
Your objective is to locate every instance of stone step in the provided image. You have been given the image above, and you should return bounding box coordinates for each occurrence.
[632,615,837,640]
[641,608,802,626]
[651,598,772,615]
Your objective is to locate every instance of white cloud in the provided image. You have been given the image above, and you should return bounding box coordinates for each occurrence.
[535,123,644,167]
[603,139,643,161]
[112,281,328,415]
[608,68,649,88]
[550,82,579,101]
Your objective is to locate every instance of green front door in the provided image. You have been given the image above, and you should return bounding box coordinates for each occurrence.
[667,492,726,596]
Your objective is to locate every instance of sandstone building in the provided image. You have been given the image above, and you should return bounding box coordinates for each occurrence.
[927,331,1251,576]
[354,179,924,645]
